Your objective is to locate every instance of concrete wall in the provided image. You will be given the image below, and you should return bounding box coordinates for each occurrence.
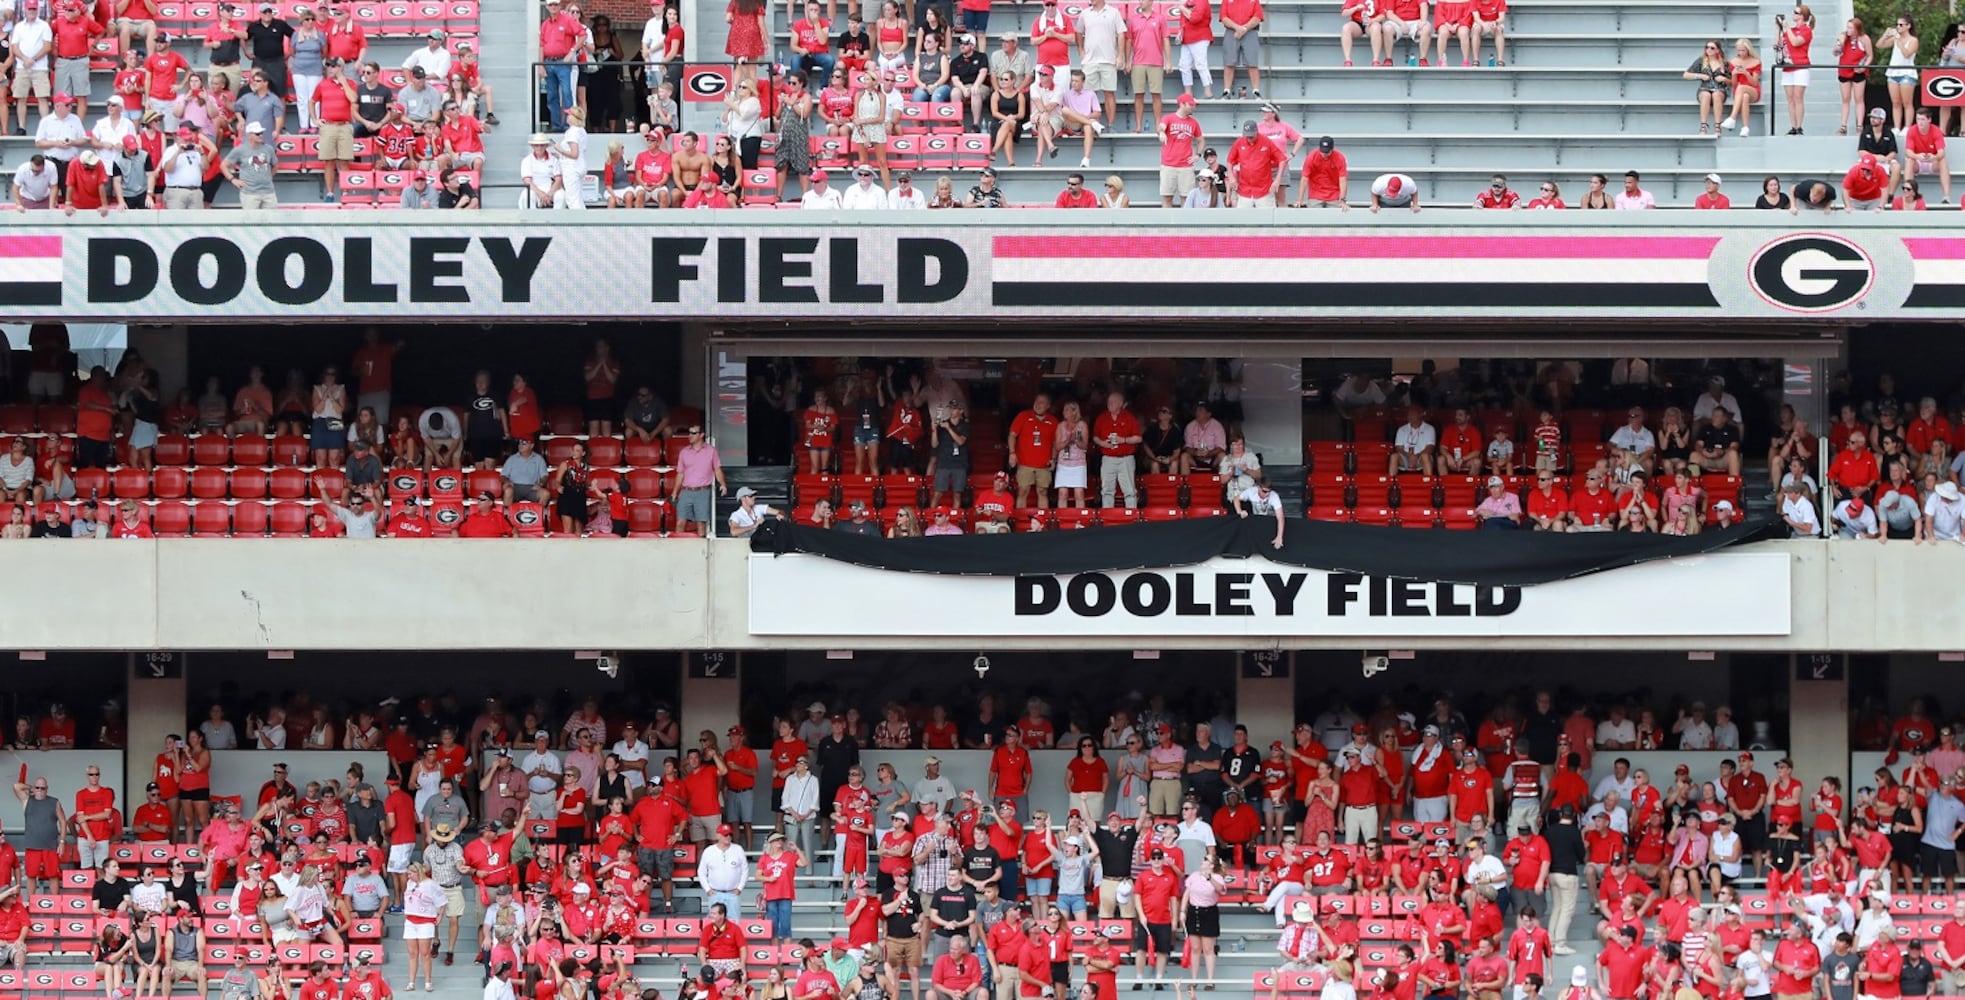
[0,537,1944,652]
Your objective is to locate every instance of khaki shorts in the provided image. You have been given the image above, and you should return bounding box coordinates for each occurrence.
[317,121,355,161]
[1015,466,1052,491]
[11,67,51,100]
[443,884,466,916]
[1159,165,1196,198]
[1083,62,1118,91]
[240,192,280,210]
[172,959,203,981]
[1130,62,1165,93]
[887,934,923,969]
[688,814,722,842]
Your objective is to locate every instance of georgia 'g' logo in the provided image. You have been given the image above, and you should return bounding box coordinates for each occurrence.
[1748,234,1874,313]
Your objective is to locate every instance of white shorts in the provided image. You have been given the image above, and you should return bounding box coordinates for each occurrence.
[1913,157,1943,175]
[1781,67,1809,87]
[403,921,436,941]
[1383,17,1424,39]
[387,843,413,873]
[1413,796,1449,823]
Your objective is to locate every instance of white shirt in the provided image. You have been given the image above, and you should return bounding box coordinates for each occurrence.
[1394,421,1436,455]
[9,18,53,70]
[1782,495,1820,536]
[1592,772,1634,801]
[840,180,889,209]
[402,45,452,81]
[1925,493,1965,540]
[610,739,650,789]
[887,185,927,209]
[697,843,749,893]
[1370,173,1415,204]
[129,881,169,914]
[484,977,517,1000]
[12,161,55,201]
[1609,425,1656,455]
[1692,390,1742,425]
[0,454,34,490]
[781,771,819,820]
[1583,805,1629,834]
[36,112,88,162]
[518,151,559,191]
[558,126,588,183]
[519,750,563,793]
[728,503,776,530]
[1710,829,1742,878]
[1463,853,1506,886]
[1237,485,1280,515]
[1738,947,1770,997]
[1595,719,1636,749]
[161,144,205,187]
[1832,499,1879,538]
[1677,720,1714,750]
[1075,4,1127,64]
[92,115,136,150]
[800,186,843,209]
[1174,817,1216,847]
[912,776,955,813]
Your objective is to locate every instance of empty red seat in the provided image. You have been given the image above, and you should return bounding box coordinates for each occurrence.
[37,406,76,435]
[587,437,624,467]
[268,502,308,536]
[386,467,425,500]
[464,469,502,499]
[191,435,232,466]
[267,468,309,499]
[231,435,270,466]
[151,467,189,499]
[232,501,269,535]
[427,470,464,501]
[543,437,577,465]
[310,469,346,500]
[626,500,666,536]
[0,405,36,434]
[1308,506,1352,523]
[269,435,309,465]
[189,467,229,499]
[229,468,267,500]
[1399,508,1440,528]
[154,435,192,466]
[623,438,663,466]
[661,437,689,466]
[546,405,583,435]
[624,468,664,499]
[882,474,924,508]
[191,503,232,537]
[72,468,109,497]
[1139,506,1183,522]
[794,474,836,505]
[1140,474,1183,506]
[151,500,192,536]
[110,468,150,499]
[508,502,547,536]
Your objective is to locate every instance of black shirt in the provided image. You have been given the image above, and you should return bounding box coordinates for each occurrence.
[466,392,501,440]
[1857,128,1899,159]
[439,180,478,208]
[961,846,1000,885]
[1185,743,1224,791]
[1901,956,1935,997]
[933,418,969,467]
[354,82,395,134]
[836,28,870,61]
[1694,423,1741,454]
[883,893,919,937]
[929,886,974,936]
[210,28,242,65]
[949,50,987,84]
[1755,192,1793,210]
[1791,179,1836,208]
[832,518,880,536]
[1091,827,1137,879]
[1222,746,1262,791]
[29,521,66,538]
[966,184,1004,207]
[244,19,295,62]
[347,798,387,844]
[1542,819,1585,875]
[814,735,861,784]
[1143,422,1184,460]
[1523,709,1562,766]
[92,876,132,913]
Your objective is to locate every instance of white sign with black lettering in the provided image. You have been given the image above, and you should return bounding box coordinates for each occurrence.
[746,552,1792,638]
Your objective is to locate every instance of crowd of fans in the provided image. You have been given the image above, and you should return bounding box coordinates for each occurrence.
[11,685,1965,1000]
[5,0,496,209]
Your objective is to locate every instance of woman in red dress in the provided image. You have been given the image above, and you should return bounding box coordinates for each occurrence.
[725,0,769,79]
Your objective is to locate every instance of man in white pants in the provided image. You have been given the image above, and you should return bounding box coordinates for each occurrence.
[1094,391,1142,509]
[1336,742,1386,845]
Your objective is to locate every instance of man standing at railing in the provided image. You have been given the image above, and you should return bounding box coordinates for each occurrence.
[539,0,581,130]
[312,56,357,203]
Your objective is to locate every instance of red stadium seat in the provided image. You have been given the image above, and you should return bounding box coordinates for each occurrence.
[311,469,347,500]
[232,502,269,535]
[0,404,36,434]
[268,502,308,536]
[191,435,232,466]
[543,436,577,465]
[1138,506,1183,522]
[546,405,582,435]
[232,435,270,466]
[387,468,425,500]
[111,468,150,499]
[269,435,309,465]
[1399,508,1441,528]
[623,438,664,467]
[191,503,233,537]
[624,468,665,499]
[1140,474,1182,506]
[151,501,193,536]
[626,500,666,536]
[268,468,309,499]
[428,469,464,501]
[508,502,547,536]
[154,435,192,465]
[464,469,503,499]
[1308,505,1352,523]
[72,468,109,498]
[229,468,268,500]
[588,436,624,467]
[151,467,189,499]
[37,406,76,435]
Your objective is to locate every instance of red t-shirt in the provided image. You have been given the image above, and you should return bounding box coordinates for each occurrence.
[1093,411,1142,458]
[313,77,357,124]
[144,51,189,100]
[1598,941,1652,998]
[1133,866,1180,923]
[758,849,799,901]
[1179,0,1212,43]
[66,160,113,209]
[53,16,103,58]
[1782,22,1812,66]
[1301,149,1346,201]
[1010,410,1060,469]
[991,746,1032,796]
[1227,135,1285,198]
[442,115,485,154]
[1449,766,1493,821]
[385,790,418,845]
[770,738,806,789]
[1475,188,1520,208]
[1159,113,1203,168]
[1844,160,1887,201]
[1695,192,1732,209]
[682,766,721,818]
[1066,756,1109,794]
[1055,185,1101,209]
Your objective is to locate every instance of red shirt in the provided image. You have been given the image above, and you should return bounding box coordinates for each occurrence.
[1598,940,1652,998]
[991,746,1032,796]
[111,517,155,539]
[1771,940,1820,995]
[682,766,721,818]
[1781,22,1812,66]
[1448,766,1493,821]
[631,794,685,849]
[1907,123,1946,155]
[133,802,172,841]
[1133,866,1180,923]
[75,786,116,839]
[66,159,113,209]
[1475,187,1519,208]
[770,738,806,789]
[300,977,339,1000]
[1570,488,1615,528]
[934,953,982,992]
[1016,943,1053,997]
[699,918,745,960]
[442,115,485,154]
[1338,766,1379,807]
[1695,192,1732,209]
[325,20,366,61]
[1304,849,1349,887]
[724,746,759,792]
[342,973,390,1000]
[539,10,581,58]
[1865,942,1903,999]
[1010,410,1060,469]
[1093,410,1142,458]
[1726,771,1767,812]
[792,16,830,51]
[1300,149,1347,201]
[1179,0,1211,44]
[385,790,418,845]
[1066,756,1109,794]
[1508,926,1551,982]
[758,849,799,901]
[313,76,357,124]
[144,50,189,100]
[457,510,512,538]
[1227,134,1285,198]
[633,149,672,187]
[1525,487,1568,522]
[53,15,103,58]
[1829,447,1879,489]
[1159,113,1203,168]
[1844,160,1887,201]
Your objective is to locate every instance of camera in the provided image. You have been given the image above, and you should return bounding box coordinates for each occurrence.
[596,654,619,679]
[1361,653,1390,678]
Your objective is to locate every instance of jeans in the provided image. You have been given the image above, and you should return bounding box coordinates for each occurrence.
[766,899,792,939]
[796,52,837,80]
[957,7,988,32]
[544,62,576,128]
[913,83,952,101]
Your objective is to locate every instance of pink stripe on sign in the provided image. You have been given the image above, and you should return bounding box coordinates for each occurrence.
[0,236,62,258]
[1904,238,1965,260]
[991,235,1720,260]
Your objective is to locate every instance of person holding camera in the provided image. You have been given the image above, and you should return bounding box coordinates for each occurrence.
[927,402,970,510]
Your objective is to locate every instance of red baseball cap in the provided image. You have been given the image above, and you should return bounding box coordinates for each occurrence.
[716,823,733,836]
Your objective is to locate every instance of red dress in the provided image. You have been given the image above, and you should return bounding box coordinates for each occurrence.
[725,2,766,60]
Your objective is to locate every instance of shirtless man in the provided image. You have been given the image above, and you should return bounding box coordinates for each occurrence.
[668,131,710,203]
